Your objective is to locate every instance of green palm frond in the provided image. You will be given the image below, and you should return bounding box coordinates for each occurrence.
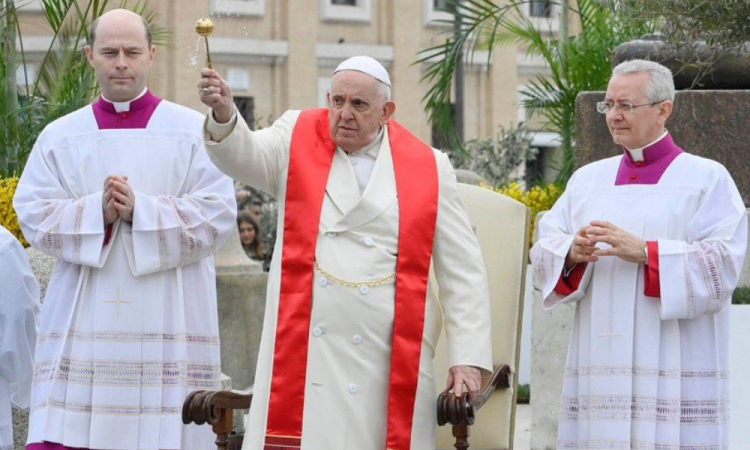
[0,0,167,177]
[419,0,655,183]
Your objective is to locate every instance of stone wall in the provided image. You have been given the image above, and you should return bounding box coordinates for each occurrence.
[576,90,750,204]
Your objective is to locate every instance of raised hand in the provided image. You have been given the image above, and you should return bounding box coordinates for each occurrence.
[198,68,234,124]
[586,220,647,264]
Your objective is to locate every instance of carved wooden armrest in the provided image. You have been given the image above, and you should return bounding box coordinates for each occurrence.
[182,386,254,450]
[436,364,512,426]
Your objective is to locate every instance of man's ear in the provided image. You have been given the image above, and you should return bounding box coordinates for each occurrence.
[382,100,396,123]
[84,45,94,66]
[149,45,156,65]
[659,100,673,125]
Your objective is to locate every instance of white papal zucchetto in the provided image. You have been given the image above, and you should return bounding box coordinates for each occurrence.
[333,56,391,87]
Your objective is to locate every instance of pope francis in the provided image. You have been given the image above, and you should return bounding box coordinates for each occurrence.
[198,56,493,450]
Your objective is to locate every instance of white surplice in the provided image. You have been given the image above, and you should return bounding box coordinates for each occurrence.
[13,101,236,450]
[0,225,40,450]
[532,152,747,450]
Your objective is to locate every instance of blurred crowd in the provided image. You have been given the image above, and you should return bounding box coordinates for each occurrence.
[234,184,276,271]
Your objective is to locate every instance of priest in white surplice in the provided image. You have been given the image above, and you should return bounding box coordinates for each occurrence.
[197,57,492,450]
[532,59,747,450]
[13,10,236,450]
[0,225,40,450]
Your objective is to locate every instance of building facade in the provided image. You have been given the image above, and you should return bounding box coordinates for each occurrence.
[17,0,560,149]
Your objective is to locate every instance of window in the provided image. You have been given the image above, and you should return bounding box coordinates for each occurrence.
[210,0,265,17]
[234,96,256,130]
[423,0,453,26]
[18,0,43,11]
[318,77,332,108]
[529,0,553,18]
[321,0,371,22]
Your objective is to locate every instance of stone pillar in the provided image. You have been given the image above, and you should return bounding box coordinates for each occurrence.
[529,212,574,450]
[214,225,268,391]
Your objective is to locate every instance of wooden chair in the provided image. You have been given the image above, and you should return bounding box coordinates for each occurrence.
[435,183,529,450]
[183,183,530,450]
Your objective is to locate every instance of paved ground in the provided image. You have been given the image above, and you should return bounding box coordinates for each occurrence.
[513,404,532,450]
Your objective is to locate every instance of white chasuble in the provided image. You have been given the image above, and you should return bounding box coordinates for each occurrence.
[532,153,747,450]
[13,101,236,450]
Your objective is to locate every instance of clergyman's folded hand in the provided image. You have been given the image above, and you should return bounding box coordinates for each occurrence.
[102,179,118,226]
[110,175,136,222]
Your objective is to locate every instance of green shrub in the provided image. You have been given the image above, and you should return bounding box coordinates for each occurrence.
[733,286,750,305]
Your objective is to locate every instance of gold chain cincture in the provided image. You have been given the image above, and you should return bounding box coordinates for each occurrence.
[314,261,395,288]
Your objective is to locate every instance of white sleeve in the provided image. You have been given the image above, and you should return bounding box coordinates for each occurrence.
[13,138,115,267]
[657,168,748,320]
[432,152,493,372]
[530,173,594,309]
[121,141,237,276]
[0,233,40,411]
[203,110,300,195]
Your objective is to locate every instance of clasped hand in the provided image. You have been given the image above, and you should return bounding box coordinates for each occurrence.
[565,220,646,268]
[103,175,135,225]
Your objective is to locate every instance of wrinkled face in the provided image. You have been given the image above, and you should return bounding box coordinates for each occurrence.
[85,15,155,102]
[328,70,395,152]
[604,73,672,149]
[239,222,256,246]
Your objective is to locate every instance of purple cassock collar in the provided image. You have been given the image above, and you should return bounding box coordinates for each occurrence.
[615,132,684,185]
[92,89,162,129]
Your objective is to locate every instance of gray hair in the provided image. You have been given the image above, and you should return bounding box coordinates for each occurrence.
[612,59,675,102]
[330,72,392,104]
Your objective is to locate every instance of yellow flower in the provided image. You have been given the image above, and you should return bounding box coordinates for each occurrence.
[486,182,564,248]
[0,177,29,247]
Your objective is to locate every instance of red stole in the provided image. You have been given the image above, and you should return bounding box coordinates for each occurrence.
[264,108,438,450]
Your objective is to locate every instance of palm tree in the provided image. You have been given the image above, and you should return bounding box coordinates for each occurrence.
[0,0,163,178]
[418,0,654,184]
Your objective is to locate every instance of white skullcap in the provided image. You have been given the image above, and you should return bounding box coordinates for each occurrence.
[333,56,391,87]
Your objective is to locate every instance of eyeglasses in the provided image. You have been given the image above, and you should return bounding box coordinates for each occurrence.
[596,100,666,114]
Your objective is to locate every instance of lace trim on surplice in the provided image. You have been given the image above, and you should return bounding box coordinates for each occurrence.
[31,397,184,416]
[37,330,219,345]
[565,366,729,380]
[33,358,221,388]
[558,439,727,450]
[561,395,728,425]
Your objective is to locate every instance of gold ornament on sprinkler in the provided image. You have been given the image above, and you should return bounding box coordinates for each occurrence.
[195,18,215,69]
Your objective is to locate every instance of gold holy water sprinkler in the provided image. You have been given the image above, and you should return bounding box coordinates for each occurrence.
[195,18,215,69]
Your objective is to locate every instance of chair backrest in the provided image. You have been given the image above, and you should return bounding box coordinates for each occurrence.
[434,183,530,450]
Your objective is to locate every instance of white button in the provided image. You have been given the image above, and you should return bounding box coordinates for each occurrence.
[364,237,374,247]
[351,160,358,166]
[312,327,323,337]
[318,276,328,287]
[352,335,363,345]
[360,286,369,295]
[325,232,337,238]
[348,383,358,394]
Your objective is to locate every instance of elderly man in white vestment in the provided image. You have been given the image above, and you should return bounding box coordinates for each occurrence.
[532,59,747,450]
[197,56,493,450]
[13,9,236,450]
[0,225,40,450]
